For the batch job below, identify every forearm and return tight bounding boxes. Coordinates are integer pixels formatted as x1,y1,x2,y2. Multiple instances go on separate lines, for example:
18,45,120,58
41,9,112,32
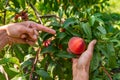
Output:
0,27,8,51
73,70,89,80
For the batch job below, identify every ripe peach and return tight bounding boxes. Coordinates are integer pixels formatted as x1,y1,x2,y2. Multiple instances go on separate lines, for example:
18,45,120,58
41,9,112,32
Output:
68,37,86,54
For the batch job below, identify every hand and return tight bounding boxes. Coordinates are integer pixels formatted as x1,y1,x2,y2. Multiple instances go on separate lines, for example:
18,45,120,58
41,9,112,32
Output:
3,21,56,45
72,40,97,80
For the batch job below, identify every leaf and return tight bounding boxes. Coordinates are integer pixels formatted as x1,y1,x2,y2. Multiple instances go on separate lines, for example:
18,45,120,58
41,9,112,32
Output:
106,43,117,68
97,26,107,34
4,66,19,79
21,60,32,69
36,69,51,79
13,45,24,61
9,57,20,66
31,0,36,5
0,73,6,80
11,74,26,80
113,73,120,80
89,15,96,26
90,51,101,72
18,0,26,9
0,57,20,66
41,46,56,54
0,58,9,64
11,0,20,8
56,51,75,58
63,18,78,28
56,32,67,39
96,18,104,26
65,26,80,36
47,62,57,77
81,22,92,39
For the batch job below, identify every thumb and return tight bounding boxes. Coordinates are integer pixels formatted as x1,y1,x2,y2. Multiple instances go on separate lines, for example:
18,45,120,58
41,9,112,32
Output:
87,40,97,53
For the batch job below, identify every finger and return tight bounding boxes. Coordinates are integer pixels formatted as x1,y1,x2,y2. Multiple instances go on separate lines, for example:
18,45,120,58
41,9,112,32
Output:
21,21,56,34
87,40,97,53
21,34,28,39
26,40,35,45
9,37,26,44
34,29,39,36
77,40,97,66
23,27,37,41
32,23,56,34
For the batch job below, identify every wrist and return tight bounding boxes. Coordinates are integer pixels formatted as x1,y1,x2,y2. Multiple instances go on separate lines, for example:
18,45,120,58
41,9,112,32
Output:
73,70,89,80
0,27,9,50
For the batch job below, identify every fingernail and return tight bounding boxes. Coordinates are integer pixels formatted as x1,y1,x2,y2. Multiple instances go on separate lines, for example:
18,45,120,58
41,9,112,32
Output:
93,39,97,44
33,35,37,40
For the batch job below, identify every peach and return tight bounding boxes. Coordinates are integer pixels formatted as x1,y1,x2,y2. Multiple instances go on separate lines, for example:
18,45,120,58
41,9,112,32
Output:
68,37,86,54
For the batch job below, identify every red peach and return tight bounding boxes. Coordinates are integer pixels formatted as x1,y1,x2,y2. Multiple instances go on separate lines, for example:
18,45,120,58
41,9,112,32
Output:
68,37,86,54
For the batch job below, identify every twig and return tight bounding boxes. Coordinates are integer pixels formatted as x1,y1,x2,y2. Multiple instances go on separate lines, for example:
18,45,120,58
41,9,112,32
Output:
29,48,41,80
3,0,9,24
39,14,59,18
102,66,112,80
0,65,9,80
28,2,43,24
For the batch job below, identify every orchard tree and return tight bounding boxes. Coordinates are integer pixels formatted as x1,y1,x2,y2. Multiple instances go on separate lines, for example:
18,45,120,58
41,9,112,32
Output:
0,0,120,80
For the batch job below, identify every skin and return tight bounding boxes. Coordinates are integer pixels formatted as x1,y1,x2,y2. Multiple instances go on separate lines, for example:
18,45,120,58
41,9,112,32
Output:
0,21,96,80
72,40,97,80
0,21,56,50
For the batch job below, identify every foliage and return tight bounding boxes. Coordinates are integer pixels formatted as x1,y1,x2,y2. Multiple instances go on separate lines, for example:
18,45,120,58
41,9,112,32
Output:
0,0,120,80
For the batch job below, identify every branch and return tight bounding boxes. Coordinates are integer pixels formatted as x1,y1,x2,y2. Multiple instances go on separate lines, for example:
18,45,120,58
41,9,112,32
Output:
29,48,41,80
39,14,59,18
3,0,9,24
28,2,43,24
102,66,112,80
0,65,9,80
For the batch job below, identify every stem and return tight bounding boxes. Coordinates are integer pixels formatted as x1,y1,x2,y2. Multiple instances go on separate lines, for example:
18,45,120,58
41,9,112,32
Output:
28,2,43,24
102,66,112,80
39,14,59,18
3,0,9,24
29,48,41,80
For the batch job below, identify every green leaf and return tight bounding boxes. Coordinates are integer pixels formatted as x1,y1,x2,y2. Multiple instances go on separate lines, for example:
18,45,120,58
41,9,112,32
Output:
89,15,96,26
65,26,80,36
11,74,26,80
4,66,19,79
97,26,107,34
0,57,20,66
113,73,120,80
0,73,6,80
36,69,51,79
90,52,101,72
21,60,32,69
63,18,78,28
41,46,56,54
31,0,36,5
11,0,20,8
56,51,75,58
13,45,24,61
18,0,26,9
9,57,20,66
47,62,57,78
56,32,67,39
81,22,92,39
0,58,9,64
96,18,104,25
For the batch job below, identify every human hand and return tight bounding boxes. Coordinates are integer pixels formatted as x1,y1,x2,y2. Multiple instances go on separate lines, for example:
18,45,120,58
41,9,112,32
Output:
72,40,97,80
3,21,56,45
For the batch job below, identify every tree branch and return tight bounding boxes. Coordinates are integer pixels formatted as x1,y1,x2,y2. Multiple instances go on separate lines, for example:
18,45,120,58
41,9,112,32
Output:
29,48,41,80
102,66,112,80
3,0,9,24
28,2,43,24
0,65,9,80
